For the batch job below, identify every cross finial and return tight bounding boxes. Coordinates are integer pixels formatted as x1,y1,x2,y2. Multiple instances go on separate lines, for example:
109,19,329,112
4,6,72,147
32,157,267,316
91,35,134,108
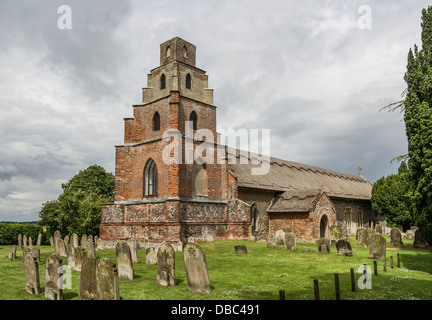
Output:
357,166,363,175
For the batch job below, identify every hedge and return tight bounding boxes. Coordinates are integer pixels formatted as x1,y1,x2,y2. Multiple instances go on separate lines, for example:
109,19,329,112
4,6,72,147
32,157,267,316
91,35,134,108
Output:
0,223,49,245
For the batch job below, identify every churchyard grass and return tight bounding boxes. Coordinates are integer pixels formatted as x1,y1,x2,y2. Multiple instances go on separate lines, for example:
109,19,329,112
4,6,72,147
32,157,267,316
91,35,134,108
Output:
0,235,431,300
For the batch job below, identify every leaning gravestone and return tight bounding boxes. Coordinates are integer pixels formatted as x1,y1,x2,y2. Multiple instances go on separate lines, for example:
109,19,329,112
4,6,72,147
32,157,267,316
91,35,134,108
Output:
275,230,286,245
24,252,41,295
284,232,296,250
146,247,157,264
336,239,353,256
413,229,428,248
234,245,247,254
58,239,68,257
156,243,176,287
9,245,17,259
45,254,63,300
266,234,277,248
116,241,134,280
72,246,86,271
317,237,331,253
369,233,386,260
183,242,211,294
18,234,22,248
36,233,42,246
79,257,98,300
390,228,404,247
95,258,120,300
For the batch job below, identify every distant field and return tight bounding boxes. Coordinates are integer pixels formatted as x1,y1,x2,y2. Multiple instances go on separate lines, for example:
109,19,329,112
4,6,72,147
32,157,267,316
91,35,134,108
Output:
0,236,431,300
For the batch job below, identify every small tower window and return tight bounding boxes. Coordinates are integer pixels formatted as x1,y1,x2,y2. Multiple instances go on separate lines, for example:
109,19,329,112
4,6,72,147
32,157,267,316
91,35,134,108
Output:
189,111,197,130
153,112,160,131
186,73,191,89
182,45,188,58
160,74,166,90
144,158,158,197
166,46,171,58
192,161,207,197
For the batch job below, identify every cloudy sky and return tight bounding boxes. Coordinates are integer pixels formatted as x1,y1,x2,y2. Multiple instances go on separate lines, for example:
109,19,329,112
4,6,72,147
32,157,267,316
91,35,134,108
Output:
0,0,429,221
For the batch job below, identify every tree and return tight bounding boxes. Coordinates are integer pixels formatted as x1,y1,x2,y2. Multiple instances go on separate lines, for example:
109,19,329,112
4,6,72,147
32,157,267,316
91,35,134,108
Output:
371,162,413,230
56,165,115,236
38,200,60,234
403,6,432,245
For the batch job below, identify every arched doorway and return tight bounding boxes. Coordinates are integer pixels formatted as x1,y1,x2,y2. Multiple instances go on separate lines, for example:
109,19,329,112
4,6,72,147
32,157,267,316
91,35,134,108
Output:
319,214,329,238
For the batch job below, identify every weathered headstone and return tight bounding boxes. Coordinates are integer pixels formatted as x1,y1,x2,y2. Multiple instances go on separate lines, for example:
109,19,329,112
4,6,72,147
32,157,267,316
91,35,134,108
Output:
9,245,17,259
21,247,30,260
81,234,88,249
369,233,386,260
58,239,68,257
146,247,157,264
284,232,296,250
24,252,41,295
79,257,98,300
275,230,286,245
336,239,353,256
23,235,28,249
73,246,86,271
36,233,42,246
413,229,428,248
45,254,63,300
183,243,211,294
71,233,79,248
95,258,120,300
53,230,61,254
86,236,95,258
31,247,40,263
28,236,33,249
357,228,368,247
116,241,134,280
330,226,343,245
234,245,248,254
317,237,331,253
376,224,384,235
128,242,139,263
18,234,22,248
156,243,176,287
94,235,99,249
390,228,404,247
266,234,277,248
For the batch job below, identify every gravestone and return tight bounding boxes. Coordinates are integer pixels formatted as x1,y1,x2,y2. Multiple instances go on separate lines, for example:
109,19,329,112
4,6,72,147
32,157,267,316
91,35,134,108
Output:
317,237,330,253
369,233,386,260
116,241,134,280
58,239,68,257
357,228,368,247
146,247,157,264
71,233,79,248
94,235,99,247
183,242,211,294
28,236,33,249
79,257,98,300
266,234,277,248
18,234,22,248
36,233,42,246
31,247,40,263
86,236,95,258
95,258,120,300
21,247,30,260
156,243,176,287
128,242,139,263
64,235,70,248
405,230,415,240
234,245,247,254
248,235,256,242
53,230,61,254
45,254,63,300
390,228,404,247
70,246,86,271
9,245,17,259
275,230,286,245
413,229,428,248
23,235,28,249
376,224,384,235
329,226,343,245
284,232,296,250
81,234,88,249
50,237,54,248
24,252,41,295
335,239,353,256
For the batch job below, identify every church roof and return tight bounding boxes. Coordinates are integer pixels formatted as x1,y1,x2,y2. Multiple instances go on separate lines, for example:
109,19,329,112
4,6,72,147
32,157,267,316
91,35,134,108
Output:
227,149,372,201
267,189,324,213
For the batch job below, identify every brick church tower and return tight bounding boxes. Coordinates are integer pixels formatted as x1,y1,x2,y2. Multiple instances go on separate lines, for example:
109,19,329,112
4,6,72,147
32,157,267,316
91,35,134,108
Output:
98,37,251,250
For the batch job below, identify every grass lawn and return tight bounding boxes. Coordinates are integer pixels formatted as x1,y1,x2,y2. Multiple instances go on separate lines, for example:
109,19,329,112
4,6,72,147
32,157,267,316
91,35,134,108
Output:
0,235,431,300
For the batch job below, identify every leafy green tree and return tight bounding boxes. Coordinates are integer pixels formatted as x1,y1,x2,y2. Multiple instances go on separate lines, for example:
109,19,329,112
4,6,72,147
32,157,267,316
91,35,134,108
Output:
56,165,114,236
38,200,60,235
403,6,432,245
371,162,413,230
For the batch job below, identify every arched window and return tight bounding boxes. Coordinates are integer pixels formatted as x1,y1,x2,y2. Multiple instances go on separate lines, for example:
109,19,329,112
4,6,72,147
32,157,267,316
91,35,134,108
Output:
160,74,166,90
144,158,158,197
189,111,197,131
251,203,259,232
186,73,191,89
153,112,160,131
192,161,206,197
166,46,171,58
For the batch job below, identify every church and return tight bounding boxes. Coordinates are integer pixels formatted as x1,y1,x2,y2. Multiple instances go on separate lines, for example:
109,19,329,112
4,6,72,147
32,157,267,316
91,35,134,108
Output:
98,37,378,250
